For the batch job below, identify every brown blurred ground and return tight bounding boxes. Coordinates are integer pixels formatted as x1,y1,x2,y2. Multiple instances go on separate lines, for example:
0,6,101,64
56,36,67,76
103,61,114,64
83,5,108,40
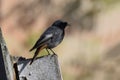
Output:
1,0,120,80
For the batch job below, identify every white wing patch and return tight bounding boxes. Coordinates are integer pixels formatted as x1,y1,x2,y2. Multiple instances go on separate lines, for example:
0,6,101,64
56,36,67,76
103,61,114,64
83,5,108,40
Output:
40,33,53,43
46,34,53,38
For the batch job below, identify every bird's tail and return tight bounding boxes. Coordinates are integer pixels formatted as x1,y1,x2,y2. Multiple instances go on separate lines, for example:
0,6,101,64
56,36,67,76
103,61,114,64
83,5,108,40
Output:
29,45,47,65
29,47,41,65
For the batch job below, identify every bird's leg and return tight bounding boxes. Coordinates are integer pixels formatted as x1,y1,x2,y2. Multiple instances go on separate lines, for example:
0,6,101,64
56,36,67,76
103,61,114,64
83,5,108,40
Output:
46,48,50,55
49,49,57,55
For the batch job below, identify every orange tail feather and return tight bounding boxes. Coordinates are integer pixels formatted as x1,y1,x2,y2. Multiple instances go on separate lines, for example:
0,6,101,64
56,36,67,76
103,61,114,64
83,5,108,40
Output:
29,45,47,65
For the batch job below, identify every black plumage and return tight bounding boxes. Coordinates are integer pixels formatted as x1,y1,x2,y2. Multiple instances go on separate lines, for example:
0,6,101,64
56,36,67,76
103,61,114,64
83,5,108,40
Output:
29,20,69,65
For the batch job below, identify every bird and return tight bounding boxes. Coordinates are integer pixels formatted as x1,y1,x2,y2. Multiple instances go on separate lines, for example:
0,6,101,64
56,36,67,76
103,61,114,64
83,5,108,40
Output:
29,20,69,65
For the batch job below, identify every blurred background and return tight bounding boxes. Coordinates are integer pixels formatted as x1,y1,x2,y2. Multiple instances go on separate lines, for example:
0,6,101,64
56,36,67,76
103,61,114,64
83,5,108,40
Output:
1,0,120,80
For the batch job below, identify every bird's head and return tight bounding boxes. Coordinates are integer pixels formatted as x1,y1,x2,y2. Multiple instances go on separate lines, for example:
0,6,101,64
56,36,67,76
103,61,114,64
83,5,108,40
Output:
52,20,70,29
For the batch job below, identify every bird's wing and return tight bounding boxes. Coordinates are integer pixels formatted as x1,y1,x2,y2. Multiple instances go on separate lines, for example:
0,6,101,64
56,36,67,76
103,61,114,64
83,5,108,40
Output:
29,33,53,51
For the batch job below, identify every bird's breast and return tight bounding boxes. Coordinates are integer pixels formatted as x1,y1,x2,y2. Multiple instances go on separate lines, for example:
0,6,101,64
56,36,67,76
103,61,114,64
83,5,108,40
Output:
47,34,64,48
47,38,62,48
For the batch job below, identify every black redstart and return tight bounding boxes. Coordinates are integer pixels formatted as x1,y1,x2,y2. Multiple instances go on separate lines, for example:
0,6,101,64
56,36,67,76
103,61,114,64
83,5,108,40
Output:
29,20,69,65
